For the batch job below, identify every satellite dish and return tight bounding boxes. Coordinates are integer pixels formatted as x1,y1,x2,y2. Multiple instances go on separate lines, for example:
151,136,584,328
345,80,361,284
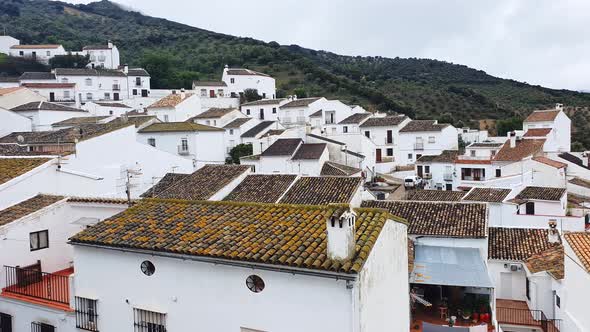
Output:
16,135,24,143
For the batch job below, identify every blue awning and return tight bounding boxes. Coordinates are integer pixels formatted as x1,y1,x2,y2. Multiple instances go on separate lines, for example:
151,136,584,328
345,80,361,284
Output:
410,245,494,288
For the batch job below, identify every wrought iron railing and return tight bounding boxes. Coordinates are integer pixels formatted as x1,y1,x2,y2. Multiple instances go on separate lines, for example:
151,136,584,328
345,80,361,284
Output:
4,265,70,305
497,307,561,332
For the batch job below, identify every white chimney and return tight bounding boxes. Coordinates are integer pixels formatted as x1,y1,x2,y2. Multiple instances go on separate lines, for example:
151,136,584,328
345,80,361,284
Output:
548,220,560,244
180,88,186,100
107,40,113,49
293,94,298,101
509,131,516,148
326,208,356,261
123,64,129,74
555,103,564,111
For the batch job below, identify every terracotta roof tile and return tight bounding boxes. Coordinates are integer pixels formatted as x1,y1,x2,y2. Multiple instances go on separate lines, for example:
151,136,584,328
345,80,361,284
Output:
21,83,76,89
190,108,237,119
569,177,590,189
525,245,564,279
468,142,504,148
362,200,487,238
192,81,227,87
0,158,51,185
141,173,190,198
156,164,250,200
52,116,111,127
359,115,408,127
489,227,561,261
261,138,302,157
147,93,194,109
524,128,552,137
463,188,512,203
0,194,64,226
280,97,322,109
138,122,224,133
240,121,275,138
399,120,449,133
19,72,56,80
532,156,567,169
280,177,362,205
241,99,284,107
493,139,545,162
11,102,86,113
559,152,590,170
338,113,372,125
292,143,327,160
223,174,297,203
405,190,465,202
0,87,24,96
70,199,399,274
564,232,590,272
524,110,560,122
67,197,132,205
416,150,459,163
94,102,131,108
226,68,270,77
260,129,285,138
223,118,251,129
11,44,61,49
321,161,361,176
514,186,565,201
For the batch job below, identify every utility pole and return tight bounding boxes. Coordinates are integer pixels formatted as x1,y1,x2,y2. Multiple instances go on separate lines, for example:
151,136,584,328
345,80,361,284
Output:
122,167,142,206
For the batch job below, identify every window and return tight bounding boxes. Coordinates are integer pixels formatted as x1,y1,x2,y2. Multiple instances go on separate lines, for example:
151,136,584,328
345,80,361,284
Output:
364,131,370,138
136,77,141,86
246,109,251,116
180,138,188,151
230,78,235,84
408,154,413,160
140,261,156,276
133,308,166,332
31,322,54,332
272,107,277,114
109,111,113,115
470,150,476,157
525,277,531,300
386,130,393,144
19,51,24,56
491,150,496,156
343,126,348,133
425,165,430,173
63,91,70,99
148,138,156,147
104,92,111,100
46,51,51,56
133,89,138,96
206,120,211,125
200,89,207,97
163,115,169,122
0,312,12,332
525,202,535,215
556,294,561,308
386,148,393,156
246,275,265,293
85,78,92,86
496,169,501,177
229,129,234,135
30,230,48,251
218,89,224,96
75,297,98,331
416,154,422,159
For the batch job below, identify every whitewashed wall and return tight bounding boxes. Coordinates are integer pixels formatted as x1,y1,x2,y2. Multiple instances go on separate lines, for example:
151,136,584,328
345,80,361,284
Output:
0,108,32,137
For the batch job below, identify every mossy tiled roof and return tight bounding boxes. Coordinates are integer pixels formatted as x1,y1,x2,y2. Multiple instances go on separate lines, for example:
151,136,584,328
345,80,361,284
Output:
223,174,297,203
0,194,64,226
141,173,190,198
0,158,51,185
279,177,362,205
405,190,465,202
70,199,401,274
489,227,561,261
138,122,223,133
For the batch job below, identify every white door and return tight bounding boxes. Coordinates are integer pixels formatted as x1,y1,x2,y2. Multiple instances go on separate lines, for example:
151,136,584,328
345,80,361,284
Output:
500,272,512,299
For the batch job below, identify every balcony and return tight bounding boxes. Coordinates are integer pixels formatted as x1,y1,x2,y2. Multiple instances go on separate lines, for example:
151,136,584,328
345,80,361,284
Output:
376,157,394,164
2,264,73,311
414,142,424,150
178,145,190,155
112,84,120,91
497,300,560,332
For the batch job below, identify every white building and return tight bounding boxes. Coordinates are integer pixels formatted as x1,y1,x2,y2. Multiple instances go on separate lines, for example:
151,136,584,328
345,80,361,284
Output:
0,194,129,332
9,101,88,131
124,67,151,98
82,101,133,117
18,72,56,84
67,200,409,332
223,117,254,153
278,97,327,127
192,80,229,98
187,107,246,128
0,87,45,110
21,82,77,103
137,122,226,168
240,98,286,122
0,107,32,138
222,66,276,99
398,119,458,166
523,105,571,153
562,232,590,332
80,42,120,69
146,91,201,122
0,35,19,54
458,127,489,144
8,44,66,64
54,68,127,103
358,115,411,170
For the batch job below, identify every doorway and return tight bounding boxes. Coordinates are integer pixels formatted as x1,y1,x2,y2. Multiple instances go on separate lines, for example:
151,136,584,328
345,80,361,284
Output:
376,149,382,163
49,92,55,102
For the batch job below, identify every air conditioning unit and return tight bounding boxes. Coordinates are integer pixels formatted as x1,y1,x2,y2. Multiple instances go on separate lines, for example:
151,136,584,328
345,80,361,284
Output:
509,264,522,272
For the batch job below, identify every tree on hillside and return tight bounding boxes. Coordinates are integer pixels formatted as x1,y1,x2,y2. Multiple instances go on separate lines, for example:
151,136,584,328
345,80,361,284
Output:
293,87,308,98
496,117,523,136
227,144,253,164
243,89,262,103
49,54,90,69
140,52,175,89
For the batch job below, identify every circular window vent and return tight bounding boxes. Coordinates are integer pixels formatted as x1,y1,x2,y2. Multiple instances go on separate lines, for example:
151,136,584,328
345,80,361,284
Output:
140,260,155,276
246,275,265,293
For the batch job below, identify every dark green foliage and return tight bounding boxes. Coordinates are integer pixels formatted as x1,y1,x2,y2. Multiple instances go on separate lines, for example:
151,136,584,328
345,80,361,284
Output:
3,0,590,147
228,144,253,164
49,53,90,68
293,87,308,98
243,88,262,102
496,117,523,136
0,54,48,76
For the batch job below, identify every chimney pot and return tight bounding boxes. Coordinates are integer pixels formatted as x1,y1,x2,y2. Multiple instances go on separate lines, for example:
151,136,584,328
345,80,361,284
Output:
123,64,128,74
326,208,356,261
509,131,516,148
180,88,186,100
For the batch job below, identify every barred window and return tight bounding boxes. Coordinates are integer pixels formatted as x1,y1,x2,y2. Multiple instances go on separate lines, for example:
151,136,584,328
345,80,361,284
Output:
75,297,98,331
31,322,54,332
134,308,166,332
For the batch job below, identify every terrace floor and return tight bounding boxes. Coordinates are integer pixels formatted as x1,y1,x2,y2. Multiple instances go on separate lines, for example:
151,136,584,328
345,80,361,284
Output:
410,309,493,331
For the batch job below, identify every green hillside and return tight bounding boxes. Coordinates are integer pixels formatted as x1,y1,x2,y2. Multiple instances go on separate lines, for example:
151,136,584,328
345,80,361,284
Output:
2,0,590,149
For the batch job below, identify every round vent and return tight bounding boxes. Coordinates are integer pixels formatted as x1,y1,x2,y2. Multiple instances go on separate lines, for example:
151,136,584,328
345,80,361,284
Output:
140,260,155,276
246,275,265,293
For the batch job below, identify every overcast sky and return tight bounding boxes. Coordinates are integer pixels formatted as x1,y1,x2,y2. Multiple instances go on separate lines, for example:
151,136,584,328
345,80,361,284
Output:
63,0,590,91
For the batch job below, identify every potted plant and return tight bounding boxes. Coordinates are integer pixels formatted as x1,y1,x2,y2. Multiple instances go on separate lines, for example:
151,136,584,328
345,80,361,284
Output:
462,308,472,321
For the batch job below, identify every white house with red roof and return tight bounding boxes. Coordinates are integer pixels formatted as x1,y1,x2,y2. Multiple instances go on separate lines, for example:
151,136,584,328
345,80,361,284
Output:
21,83,77,104
0,87,45,110
8,44,66,64
523,104,571,153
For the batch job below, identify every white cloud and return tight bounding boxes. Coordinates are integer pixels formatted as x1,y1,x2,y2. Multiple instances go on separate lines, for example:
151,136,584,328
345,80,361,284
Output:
63,0,590,90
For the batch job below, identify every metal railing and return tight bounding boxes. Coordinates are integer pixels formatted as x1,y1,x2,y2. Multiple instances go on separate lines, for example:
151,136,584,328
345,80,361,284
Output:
4,265,70,305
497,307,561,332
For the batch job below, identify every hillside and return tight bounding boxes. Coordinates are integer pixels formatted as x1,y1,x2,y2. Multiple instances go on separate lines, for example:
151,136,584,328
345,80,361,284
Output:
2,0,590,149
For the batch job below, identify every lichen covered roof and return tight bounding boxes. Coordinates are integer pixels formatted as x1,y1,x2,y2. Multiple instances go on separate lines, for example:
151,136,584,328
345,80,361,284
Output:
70,199,400,274
223,174,297,203
0,194,64,227
0,158,51,185
405,190,465,202
279,177,362,205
